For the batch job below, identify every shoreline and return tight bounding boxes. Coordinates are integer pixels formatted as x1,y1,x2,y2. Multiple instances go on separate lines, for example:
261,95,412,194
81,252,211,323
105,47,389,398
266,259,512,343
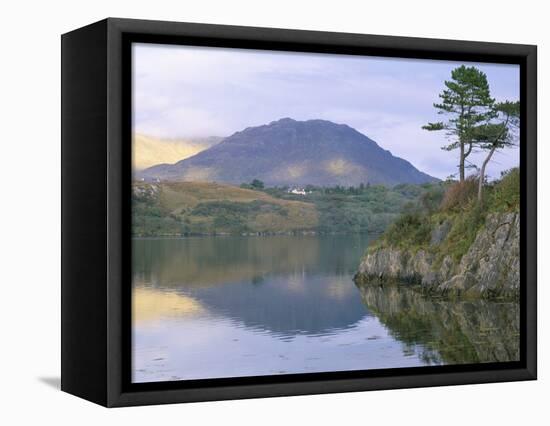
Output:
132,231,384,239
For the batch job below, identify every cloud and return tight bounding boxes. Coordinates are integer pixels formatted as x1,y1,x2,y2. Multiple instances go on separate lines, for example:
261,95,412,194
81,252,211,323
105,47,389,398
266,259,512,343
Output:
133,43,520,179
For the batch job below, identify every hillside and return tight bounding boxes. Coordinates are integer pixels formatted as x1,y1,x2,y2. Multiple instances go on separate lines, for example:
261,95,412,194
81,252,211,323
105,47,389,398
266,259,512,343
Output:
132,181,318,236
138,118,437,186
132,134,222,171
133,180,443,237
354,168,520,299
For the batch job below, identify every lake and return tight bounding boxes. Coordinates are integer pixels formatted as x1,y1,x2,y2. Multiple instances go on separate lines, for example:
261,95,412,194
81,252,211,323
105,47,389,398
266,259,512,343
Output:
132,235,519,383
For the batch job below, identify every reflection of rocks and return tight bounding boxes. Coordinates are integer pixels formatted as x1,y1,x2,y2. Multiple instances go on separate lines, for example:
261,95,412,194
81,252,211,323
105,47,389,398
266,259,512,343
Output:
356,284,520,364
355,212,519,298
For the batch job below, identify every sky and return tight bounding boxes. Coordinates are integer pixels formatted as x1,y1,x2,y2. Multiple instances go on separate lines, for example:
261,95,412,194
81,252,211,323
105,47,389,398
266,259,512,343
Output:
133,43,520,180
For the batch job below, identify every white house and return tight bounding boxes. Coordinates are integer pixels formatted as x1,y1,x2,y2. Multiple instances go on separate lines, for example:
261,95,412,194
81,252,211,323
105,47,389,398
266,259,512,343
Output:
288,187,309,196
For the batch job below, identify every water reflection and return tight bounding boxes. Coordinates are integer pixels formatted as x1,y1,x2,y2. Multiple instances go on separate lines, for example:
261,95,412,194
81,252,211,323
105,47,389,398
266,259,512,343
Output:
132,287,205,325
133,235,364,289
132,235,519,383
356,284,520,364
133,235,371,337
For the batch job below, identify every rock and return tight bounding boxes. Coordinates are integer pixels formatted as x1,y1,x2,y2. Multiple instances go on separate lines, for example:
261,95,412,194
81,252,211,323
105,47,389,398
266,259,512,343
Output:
430,220,451,246
421,271,439,287
411,250,434,277
356,248,403,283
355,212,519,299
440,271,478,295
458,212,520,297
439,255,455,282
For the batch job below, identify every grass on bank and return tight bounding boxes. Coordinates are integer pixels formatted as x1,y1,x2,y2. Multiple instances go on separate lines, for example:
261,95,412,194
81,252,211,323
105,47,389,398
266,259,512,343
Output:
369,168,520,264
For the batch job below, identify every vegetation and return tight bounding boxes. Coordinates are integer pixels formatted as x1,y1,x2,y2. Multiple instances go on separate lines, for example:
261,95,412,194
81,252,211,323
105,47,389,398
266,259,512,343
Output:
261,181,445,234
132,181,318,237
369,168,520,264
439,176,478,212
132,180,444,237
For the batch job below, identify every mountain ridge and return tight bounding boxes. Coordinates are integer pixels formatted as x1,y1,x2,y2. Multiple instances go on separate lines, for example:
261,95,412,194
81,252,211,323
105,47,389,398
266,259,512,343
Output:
138,118,437,186
132,134,222,171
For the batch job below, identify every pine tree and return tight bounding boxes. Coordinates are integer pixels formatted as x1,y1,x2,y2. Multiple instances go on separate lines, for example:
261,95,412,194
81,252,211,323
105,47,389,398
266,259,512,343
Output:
473,101,520,203
423,65,495,182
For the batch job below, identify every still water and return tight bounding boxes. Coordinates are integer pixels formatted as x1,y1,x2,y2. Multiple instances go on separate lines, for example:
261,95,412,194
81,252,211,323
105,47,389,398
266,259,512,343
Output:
132,235,519,383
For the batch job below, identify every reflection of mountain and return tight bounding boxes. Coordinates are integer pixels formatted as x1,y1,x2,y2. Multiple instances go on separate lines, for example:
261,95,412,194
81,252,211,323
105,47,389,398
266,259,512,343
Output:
185,273,368,338
133,235,372,337
356,284,520,364
139,118,437,186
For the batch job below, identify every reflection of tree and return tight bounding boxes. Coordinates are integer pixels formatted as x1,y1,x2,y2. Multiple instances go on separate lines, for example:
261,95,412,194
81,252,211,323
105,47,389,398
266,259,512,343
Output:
355,284,519,364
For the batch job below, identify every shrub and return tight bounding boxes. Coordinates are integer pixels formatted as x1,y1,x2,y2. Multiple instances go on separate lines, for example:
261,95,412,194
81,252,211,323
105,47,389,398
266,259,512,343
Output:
419,185,446,213
383,212,431,248
487,168,520,211
250,179,264,190
441,204,485,262
440,176,478,212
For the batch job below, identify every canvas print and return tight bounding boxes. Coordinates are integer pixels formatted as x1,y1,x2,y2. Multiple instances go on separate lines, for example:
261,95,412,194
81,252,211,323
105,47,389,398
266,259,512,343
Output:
131,43,520,383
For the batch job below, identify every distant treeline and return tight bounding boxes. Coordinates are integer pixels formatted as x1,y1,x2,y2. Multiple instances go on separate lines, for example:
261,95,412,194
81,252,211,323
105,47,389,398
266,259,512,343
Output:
259,181,447,235
240,180,432,196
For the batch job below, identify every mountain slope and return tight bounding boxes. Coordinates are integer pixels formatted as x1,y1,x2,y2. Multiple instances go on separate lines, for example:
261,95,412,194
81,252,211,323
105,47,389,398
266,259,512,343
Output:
139,118,437,186
133,134,222,171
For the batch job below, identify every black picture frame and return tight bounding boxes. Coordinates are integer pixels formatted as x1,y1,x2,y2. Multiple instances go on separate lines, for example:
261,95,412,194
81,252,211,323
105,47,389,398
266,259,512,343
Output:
61,17,537,407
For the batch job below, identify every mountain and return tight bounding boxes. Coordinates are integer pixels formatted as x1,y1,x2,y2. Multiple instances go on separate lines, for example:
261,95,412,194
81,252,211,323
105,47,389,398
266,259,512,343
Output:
138,118,437,186
132,134,222,171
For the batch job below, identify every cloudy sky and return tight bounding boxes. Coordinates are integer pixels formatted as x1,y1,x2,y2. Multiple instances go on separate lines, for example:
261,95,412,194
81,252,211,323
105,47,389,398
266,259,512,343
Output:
133,43,520,180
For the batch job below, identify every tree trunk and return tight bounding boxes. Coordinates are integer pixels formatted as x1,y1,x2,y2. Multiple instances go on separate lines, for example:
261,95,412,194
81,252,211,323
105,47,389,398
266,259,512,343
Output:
459,142,465,182
478,145,497,203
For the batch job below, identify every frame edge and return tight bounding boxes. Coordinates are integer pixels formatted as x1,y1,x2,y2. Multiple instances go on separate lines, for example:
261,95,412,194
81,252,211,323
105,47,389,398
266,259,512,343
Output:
100,17,538,407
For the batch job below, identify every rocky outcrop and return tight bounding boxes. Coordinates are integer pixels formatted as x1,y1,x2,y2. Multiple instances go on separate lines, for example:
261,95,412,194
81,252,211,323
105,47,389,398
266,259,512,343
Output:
355,212,519,299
